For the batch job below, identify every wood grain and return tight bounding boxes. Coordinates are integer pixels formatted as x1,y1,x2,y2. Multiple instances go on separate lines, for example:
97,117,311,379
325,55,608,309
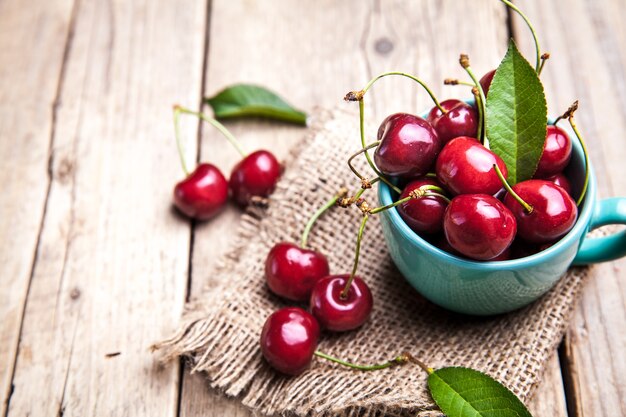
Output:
514,1,626,415
0,0,76,414
5,0,208,415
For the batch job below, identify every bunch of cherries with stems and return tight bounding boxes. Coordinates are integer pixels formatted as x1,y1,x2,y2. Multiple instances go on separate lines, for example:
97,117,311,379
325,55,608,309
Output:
171,105,282,220
259,0,591,378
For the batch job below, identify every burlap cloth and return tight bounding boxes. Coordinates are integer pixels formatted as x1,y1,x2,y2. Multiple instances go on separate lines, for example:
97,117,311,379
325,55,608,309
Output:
155,108,594,417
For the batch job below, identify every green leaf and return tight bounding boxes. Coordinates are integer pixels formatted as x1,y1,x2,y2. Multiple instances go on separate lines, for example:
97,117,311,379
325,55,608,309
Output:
485,39,547,184
428,367,533,417
205,84,307,125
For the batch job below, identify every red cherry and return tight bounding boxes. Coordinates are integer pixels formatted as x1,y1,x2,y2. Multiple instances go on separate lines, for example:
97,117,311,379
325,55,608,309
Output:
504,180,578,243
534,125,572,178
435,137,508,195
173,163,228,220
545,172,572,196
426,99,478,143
310,275,373,332
264,242,330,301
374,113,442,179
479,69,496,97
260,307,320,376
397,178,449,234
443,194,517,261
230,150,281,206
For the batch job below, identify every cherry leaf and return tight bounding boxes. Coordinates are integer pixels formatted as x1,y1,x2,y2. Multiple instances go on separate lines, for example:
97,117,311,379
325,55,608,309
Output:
485,39,547,184
428,367,533,417
205,84,307,125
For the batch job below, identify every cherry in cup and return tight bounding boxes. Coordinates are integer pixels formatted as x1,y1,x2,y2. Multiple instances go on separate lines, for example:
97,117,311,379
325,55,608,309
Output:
534,125,572,178
426,99,478,144
397,177,450,234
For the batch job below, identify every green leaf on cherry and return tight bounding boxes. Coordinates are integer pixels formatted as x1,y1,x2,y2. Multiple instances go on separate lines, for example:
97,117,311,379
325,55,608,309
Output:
428,367,533,417
485,39,547,185
205,84,307,125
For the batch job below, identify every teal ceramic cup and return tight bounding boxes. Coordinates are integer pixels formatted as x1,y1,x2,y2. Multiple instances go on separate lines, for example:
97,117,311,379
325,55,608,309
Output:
378,123,626,316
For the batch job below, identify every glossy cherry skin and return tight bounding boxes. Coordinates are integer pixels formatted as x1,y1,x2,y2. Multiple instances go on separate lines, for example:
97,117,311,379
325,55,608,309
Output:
426,99,478,144
374,113,442,179
435,137,508,195
260,307,320,376
443,194,517,261
534,125,572,178
504,180,578,243
479,69,496,97
310,275,373,332
397,178,449,234
265,242,330,301
545,172,572,196
173,163,228,220
229,150,281,206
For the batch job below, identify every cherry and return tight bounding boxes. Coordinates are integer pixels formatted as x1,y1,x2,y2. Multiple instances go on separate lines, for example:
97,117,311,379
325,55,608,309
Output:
435,137,508,195
310,275,373,332
397,178,449,234
260,307,320,376
265,242,330,301
443,194,517,261
173,163,228,220
230,150,281,206
503,180,578,243
479,69,496,97
534,125,572,178
426,99,478,143
374,113,442,179
545,172,572,196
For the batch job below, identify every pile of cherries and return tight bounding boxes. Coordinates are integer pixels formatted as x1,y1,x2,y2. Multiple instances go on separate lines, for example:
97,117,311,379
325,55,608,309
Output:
171,105,282,219
260,194,374,375
380,74,578,261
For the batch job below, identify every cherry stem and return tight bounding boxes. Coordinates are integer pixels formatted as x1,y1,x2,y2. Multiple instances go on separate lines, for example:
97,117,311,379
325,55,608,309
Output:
357,100,402,194
460,55,487,145
172,106,190,176
444,78,475,87
493,164,533,214
553,100,578,126
347,141,381,183
500,0,541,72
568,116,589,206
175,105,247,158
314,351,408,371
313,351,434,374
301,189,348,248
472,87,484,143
347,71,446,114
369,186,450,215
341,214,369,299
538,53,550,76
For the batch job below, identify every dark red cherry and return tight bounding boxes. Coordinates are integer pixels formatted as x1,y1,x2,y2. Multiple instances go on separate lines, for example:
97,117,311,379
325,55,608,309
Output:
397,178,449,234
545,172,572,196
436,137,508,195
426,99,478,143
534,125,572,178
230,150,281,206
443,194,517,261
310,275,373,332
265,242,330,301
374,113,442,179
173,163,228,220
504,180,577,243
260,307,320,376
479,69,496,97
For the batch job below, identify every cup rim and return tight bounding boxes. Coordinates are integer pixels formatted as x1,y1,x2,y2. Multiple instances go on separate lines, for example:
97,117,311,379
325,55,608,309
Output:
377,115,596,271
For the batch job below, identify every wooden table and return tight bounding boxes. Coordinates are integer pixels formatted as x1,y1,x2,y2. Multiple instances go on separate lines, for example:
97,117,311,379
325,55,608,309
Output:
1,1,624,416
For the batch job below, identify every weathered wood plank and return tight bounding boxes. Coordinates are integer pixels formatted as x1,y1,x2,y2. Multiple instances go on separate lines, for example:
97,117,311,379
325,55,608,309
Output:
6,0,208,415
180,1,540,416
0,0,76,414
514,0,626,416
528,353,568,416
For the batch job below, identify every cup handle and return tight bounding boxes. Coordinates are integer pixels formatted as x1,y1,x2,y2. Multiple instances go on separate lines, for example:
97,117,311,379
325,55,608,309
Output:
572,198,626,265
